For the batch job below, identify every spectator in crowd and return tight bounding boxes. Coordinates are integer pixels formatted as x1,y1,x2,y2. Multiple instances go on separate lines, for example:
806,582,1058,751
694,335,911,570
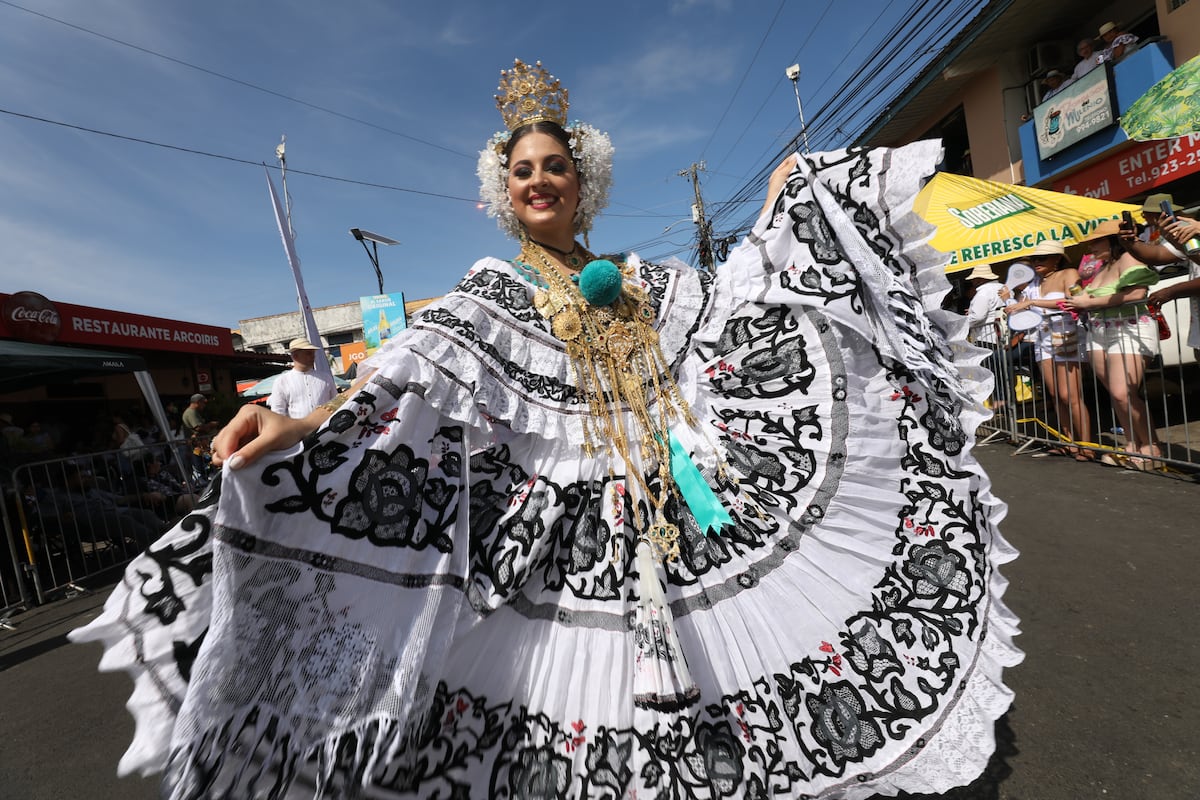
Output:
136,455,198,522
1072,38,1102,80
1145,213,1200,364
164,402,183,438
111,413,146,452
1041,69,1070,100
1097,21,1138,65
966,263,1005,344
0,413,22,447
1120,195,1189,271
1005,242,1092,459
47,464,165,549
267,338,337,419
1064,222,1162,469
965,263,1009,407
19,420,56,458
1134,193,1187,252
181,394,219,440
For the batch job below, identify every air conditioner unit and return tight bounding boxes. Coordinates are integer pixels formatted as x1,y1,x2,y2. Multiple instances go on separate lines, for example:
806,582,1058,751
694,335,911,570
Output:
1027,40,1071,77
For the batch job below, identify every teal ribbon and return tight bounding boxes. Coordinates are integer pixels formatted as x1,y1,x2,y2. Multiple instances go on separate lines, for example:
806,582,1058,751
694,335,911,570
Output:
668,432,733,536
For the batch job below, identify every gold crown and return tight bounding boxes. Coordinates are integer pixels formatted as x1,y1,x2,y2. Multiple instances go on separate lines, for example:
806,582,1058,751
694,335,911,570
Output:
495,59,569,131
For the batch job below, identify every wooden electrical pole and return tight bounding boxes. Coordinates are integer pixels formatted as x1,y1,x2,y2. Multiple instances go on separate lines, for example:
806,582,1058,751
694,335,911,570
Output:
679,162,715,271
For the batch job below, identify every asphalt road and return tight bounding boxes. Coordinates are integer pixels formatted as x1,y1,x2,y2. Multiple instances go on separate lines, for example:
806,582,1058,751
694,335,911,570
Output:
1,442,1197,800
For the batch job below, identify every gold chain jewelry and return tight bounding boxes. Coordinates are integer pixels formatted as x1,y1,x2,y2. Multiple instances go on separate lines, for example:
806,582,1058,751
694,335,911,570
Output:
318,392,349,415
528,237,584,270
519,241,696,560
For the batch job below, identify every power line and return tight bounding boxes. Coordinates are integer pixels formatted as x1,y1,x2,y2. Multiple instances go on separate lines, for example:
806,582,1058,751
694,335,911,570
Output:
0,107,479,202
0,104,699,225
0,0,472,160
707,0,839,178
695,0,789,162
702,0,983,246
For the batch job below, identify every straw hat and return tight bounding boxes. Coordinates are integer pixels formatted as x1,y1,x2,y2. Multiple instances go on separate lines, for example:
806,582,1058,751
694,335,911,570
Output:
1142,193,1179,214
1098,21,1117,36
288,338,320,352
1080,220,1123,242
966,263,999,281
1027,240,1065,257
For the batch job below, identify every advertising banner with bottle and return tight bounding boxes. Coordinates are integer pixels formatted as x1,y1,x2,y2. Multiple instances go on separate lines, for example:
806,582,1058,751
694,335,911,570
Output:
359,292,407,356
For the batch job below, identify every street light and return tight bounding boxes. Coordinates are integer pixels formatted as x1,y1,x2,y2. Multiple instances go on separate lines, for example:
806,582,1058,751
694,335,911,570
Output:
786,63,811,153
349,228,399,295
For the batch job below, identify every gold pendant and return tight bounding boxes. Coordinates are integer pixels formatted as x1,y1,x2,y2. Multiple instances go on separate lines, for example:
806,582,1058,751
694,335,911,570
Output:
533,289,554,317
646,518,681,561
606,322,635,360
552,306,583,341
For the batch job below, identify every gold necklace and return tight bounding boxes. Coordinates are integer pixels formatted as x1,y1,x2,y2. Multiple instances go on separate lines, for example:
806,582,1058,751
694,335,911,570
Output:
519,241,695,560
528,237,585,270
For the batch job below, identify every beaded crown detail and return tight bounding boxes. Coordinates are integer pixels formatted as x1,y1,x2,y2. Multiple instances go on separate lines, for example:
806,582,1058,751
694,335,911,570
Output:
495,59,568,131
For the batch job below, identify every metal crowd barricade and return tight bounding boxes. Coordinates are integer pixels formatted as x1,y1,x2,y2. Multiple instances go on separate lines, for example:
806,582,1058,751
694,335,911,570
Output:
975,295,1198,476
0,442,193,612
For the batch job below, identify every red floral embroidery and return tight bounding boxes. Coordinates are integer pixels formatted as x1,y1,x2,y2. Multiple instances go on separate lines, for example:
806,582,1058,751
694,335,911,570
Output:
565,719,587,752
889,385,922,404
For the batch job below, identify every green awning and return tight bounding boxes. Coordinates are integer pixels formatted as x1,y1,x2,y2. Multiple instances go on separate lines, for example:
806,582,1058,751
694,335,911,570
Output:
0,340,148,392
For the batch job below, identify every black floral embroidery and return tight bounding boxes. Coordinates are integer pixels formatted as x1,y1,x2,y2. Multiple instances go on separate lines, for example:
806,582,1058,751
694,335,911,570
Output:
331,443,454,551
845,621,903,681
922,399,968,456
135,511,213,625
805,681,885,767
904,540,970,600
507,745,571,800
691,721,745,796
419,306,578,404
457,268,542,323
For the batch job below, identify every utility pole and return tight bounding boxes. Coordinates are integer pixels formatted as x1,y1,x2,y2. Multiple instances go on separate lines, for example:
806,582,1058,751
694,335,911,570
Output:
679,162,715,271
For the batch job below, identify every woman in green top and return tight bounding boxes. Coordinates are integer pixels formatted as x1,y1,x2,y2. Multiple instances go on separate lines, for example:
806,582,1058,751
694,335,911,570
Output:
1065,221,1162,467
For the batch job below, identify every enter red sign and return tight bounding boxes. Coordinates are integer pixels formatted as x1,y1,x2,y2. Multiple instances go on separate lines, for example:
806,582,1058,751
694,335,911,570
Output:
1051,133,1200,200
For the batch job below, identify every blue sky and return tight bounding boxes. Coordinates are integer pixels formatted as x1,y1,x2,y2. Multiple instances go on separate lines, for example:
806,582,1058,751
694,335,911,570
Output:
0,0,980,330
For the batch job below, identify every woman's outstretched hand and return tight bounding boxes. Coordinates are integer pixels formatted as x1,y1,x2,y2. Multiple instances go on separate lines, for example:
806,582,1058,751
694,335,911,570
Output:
761,154,799,217
211,404,315,469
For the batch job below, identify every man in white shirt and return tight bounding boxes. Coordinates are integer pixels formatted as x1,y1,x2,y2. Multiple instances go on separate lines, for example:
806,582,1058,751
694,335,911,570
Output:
964,263,1012,409
965,263,1004,345
1072,38,1101,81
267,338,337,419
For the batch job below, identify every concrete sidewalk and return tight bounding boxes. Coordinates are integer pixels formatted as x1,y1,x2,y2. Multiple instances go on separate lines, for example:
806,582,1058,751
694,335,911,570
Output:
1,442,1197,799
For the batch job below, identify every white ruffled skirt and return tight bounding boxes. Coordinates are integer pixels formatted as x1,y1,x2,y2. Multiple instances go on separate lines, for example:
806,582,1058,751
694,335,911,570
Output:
72,140,1020,799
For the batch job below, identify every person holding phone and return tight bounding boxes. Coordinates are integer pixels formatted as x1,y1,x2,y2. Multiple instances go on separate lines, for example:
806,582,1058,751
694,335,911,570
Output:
1146,212,1200,364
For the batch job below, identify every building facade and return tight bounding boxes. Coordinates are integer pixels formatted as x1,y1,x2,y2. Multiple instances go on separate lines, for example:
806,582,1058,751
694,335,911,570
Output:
236,296,438,372
859,0,1200,210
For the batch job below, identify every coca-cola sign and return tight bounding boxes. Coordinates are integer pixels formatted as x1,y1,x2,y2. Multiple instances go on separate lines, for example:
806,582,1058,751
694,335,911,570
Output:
2,291,61,343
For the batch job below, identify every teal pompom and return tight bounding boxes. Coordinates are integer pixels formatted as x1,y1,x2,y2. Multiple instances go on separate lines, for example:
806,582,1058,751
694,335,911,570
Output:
578,260,623,306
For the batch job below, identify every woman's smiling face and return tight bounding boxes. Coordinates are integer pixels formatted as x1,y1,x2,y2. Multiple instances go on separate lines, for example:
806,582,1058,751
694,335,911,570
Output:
506,131,580,242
